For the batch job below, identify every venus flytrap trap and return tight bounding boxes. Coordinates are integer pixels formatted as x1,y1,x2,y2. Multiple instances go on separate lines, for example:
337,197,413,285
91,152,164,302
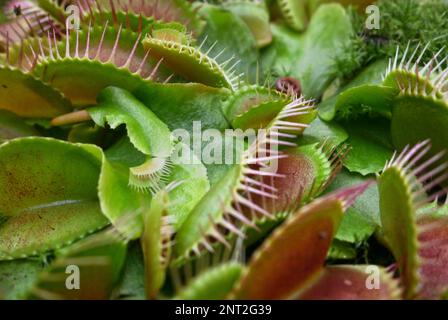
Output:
0,137,110,260
30,22,172,106
229,181,402,300
93,106,209,235
230,91,317,131
378,141,448,299
73,0,205,35
7,0,204,37
141,32,242,90
221,84,290,126
252,142,347,213
319,43,448,176
383,45,448,166
243,142,347,247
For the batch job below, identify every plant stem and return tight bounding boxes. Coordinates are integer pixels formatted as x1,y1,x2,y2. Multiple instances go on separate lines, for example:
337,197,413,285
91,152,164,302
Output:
51,110,92,126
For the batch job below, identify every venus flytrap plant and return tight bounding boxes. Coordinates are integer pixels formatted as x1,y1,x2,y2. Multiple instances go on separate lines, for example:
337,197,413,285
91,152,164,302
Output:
174,97,315,260
11,0,204,37
95,0,204,34
95,132,210,239
131,82,230,132
324,44,448,173
52,87,211,237
51,86,174,193
1,36,48,70
1,0,448,301
72,0,204,35
88,87,174,193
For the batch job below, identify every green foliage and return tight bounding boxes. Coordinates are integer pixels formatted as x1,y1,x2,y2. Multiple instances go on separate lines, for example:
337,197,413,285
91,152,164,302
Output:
1,0,448,301
342,0,448,79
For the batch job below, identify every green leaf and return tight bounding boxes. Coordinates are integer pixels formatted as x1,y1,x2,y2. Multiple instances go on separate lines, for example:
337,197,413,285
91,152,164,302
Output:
341,117,394,175
391,95,448,166
30,26,164,107
260,23,303,79
175,165,241,258
89,87,173,158
276,0,308,31
67,123,109,145
294,4,354,98
300,117,348,147
318,59,390,120
114,241,146,300
97,152,150,238
133,83,230,132
327,240,357,260
168,154,210,230
326,170,380,244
